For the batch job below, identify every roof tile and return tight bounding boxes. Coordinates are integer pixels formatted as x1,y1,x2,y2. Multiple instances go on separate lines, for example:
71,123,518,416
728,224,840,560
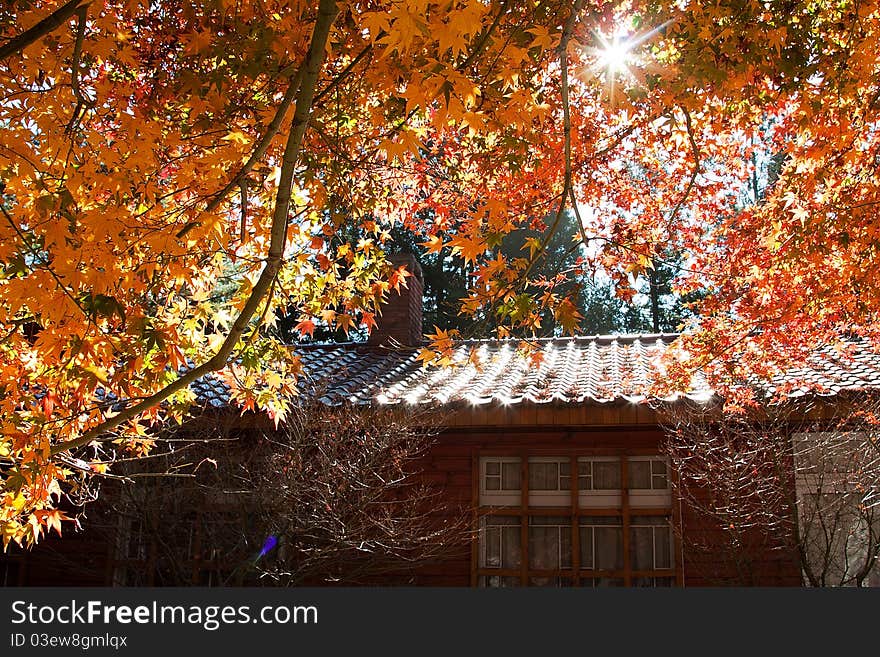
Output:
188,334,880,409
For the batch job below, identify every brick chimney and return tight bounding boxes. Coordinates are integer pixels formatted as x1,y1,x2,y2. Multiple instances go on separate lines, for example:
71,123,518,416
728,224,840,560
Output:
368,253,424,347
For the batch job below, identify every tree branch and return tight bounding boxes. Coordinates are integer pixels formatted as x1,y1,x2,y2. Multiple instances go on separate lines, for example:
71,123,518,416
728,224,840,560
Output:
0,0,90,61
51,0,340,456
176,64,308,238
63,4,89,134
665,106,701,227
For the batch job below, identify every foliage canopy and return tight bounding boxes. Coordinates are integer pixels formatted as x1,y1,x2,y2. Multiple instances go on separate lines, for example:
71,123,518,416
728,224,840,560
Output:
2,0,879,545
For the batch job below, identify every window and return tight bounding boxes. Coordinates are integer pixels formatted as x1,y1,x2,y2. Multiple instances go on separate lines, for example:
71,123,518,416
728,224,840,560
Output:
580,516,623,571
627,457,672,507
484,459,521,491
628,458,668,490
630,515,673,571
480,515,521,569
477,454,677,587
793,432,880,586
529,516,572,570
480,457,521,505
579,459,621,489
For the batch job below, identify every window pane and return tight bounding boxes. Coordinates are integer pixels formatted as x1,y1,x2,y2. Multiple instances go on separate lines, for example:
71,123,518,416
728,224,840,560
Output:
578,474,592,490
560,523,571,568
651,460,668,490
580,577,624,587
595,526,623,570
559,475,571,491
652,472,669,490
502,526,521,568
628,460,652,489
581,516,622,571
481,516,521,569
632,576,674,587
528,516,571,570
593,461,621,489
529,462,558,490
630,526,654,570
579,526,594,569
655,526,672,569
486,462,500,476
480,575,520,587
501,462,521,490
485,476,500,491
530,577,573,587
485,526,501,567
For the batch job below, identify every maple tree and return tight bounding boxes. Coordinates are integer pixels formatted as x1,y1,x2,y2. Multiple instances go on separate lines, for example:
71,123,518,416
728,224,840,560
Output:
2,0,879,547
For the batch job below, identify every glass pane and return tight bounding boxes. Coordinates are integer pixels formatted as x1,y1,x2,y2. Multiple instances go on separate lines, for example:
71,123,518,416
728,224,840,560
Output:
501,461,521,490
486,461,500,476
559,476,571,491
632,576,656,587
485,476,500,491
578,461,589,475
482,516,521,569
502,526,522,569
560,523,572,568
652,459,669,489
529,527,555,569
578,474,592,490
628,460,652,489
632,515,669,525
560,462,571,476
630,526,654,570
529,462,558,490
655,526,672,569
579,526,594,569
632,576,674,587
485,526,501,567
595,526,623,570
593,460,621,489
580,577,624,587
529,577,573,587
652,472,669,490
480,575,520,587
528,516,571,570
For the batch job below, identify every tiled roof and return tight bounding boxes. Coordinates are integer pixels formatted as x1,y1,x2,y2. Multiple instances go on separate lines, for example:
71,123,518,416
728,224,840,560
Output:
765,340,880,396
188,334,880,409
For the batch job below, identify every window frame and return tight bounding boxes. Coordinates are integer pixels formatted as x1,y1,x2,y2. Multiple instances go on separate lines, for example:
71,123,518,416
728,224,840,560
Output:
475,449,679,587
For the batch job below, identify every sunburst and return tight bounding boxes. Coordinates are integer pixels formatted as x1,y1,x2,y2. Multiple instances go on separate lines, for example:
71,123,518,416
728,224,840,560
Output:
587,21,671,100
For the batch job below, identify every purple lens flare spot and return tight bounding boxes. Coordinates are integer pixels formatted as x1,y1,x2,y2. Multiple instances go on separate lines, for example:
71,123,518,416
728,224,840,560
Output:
258,535,278,558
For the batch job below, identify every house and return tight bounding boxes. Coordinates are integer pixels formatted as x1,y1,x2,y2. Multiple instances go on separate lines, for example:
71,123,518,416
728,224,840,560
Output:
3,254,880,587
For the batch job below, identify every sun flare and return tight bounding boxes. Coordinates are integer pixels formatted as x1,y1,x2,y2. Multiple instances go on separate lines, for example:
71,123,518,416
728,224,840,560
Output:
596,33,636,76
587,20,671,97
